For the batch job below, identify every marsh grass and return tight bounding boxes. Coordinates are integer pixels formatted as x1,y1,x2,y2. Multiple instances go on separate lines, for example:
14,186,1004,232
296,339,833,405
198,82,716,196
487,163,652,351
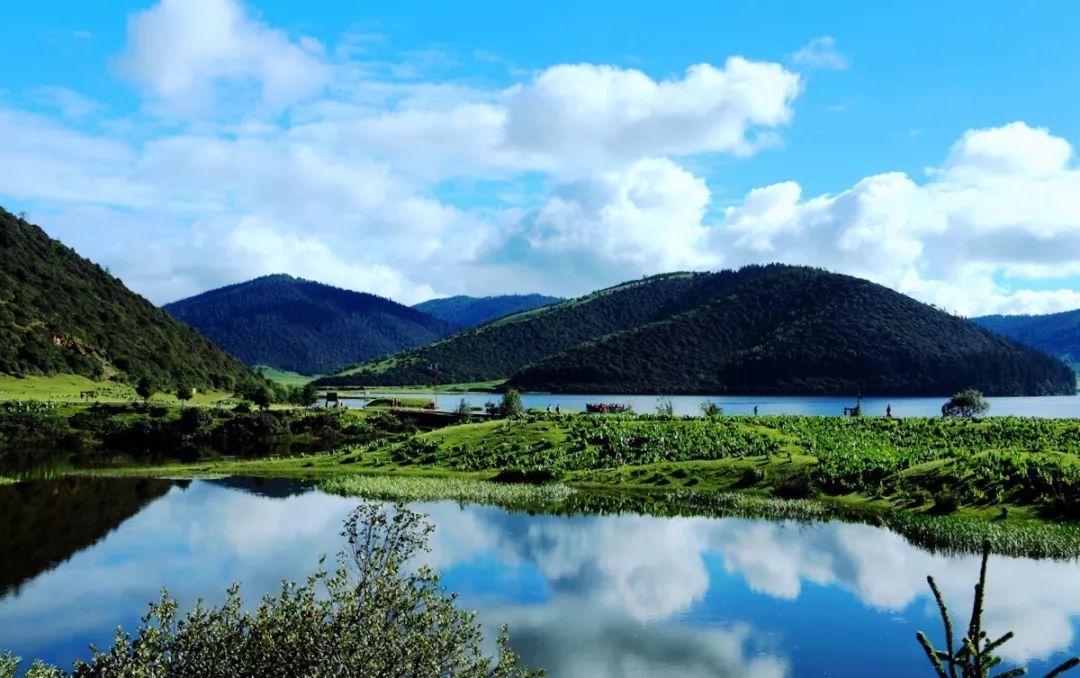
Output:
320,475,574,508
319,474,1080,560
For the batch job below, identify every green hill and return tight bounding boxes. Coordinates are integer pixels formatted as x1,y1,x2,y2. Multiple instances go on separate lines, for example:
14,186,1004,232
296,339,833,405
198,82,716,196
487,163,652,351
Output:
317,272,705,387
0,208,260,392
164,275,458,375
317,265,1076,397
413,294,563,328
973,310,1080,373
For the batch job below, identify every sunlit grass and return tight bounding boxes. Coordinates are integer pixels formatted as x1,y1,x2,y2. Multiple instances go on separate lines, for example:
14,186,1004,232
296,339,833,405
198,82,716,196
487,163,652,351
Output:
255,366,317,387
320,475,574,506
0,373,233,406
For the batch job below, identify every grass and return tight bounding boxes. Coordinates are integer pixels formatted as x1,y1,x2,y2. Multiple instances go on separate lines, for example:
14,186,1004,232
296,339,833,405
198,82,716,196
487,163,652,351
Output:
0,373,233,406
50,411,1080,557
0,476,16,486
321,475,574,506
0,374,134,401
255,366,317,387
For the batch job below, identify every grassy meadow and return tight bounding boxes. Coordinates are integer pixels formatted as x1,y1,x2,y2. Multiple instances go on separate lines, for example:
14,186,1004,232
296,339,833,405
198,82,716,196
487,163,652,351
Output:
0,374,234,406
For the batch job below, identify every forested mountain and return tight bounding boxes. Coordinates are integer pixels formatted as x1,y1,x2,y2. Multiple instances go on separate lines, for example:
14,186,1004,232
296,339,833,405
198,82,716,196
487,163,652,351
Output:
318,265,1076,397
973,310,1080,371
0,208,260,391
413,294,563,328
164,275,457,375
317,273,708,387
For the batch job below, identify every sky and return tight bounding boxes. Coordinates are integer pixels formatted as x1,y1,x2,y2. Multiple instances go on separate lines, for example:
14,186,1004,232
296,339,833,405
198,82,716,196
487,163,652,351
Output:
3,0,1080,314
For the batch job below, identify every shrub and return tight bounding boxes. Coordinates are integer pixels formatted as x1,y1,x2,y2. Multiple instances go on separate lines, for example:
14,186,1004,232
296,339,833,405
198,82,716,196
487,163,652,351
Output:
500,389,524,419
941,389,989,418
932,489,960,515
699,401,723,418
0,503,539,677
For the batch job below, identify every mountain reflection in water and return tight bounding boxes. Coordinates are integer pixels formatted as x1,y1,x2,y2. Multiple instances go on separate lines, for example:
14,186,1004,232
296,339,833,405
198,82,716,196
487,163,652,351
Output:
1,478,1078,676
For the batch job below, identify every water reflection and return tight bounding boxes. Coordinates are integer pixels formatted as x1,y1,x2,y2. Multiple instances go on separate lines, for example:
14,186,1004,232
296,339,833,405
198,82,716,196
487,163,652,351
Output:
1,479,1079,676
0,477,173,595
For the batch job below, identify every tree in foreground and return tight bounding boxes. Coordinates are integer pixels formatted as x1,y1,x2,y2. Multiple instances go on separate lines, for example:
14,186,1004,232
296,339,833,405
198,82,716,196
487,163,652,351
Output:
917,541,1078,678
942,389,990,418
0,502,540,678
500,389,524,419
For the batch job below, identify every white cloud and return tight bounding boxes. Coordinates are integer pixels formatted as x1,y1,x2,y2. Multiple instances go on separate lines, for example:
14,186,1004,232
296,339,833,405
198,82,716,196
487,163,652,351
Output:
523,157,714,275
4,0,1079,316
713,122,1080,315
500,59,801,172
792,36,850,71
344,58,801,179
116,0,329,112
0,1,802,305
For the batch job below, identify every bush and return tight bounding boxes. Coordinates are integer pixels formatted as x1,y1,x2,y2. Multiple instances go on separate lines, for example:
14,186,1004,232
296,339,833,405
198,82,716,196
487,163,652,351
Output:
500,389,524,419
699,401,723,418
0,503,539,677
932,488,960,515
177,407,214,434
941,389,989,418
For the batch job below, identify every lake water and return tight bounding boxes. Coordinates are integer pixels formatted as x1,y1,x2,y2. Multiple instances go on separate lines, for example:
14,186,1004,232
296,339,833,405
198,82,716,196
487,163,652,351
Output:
351,392,1080,418
3,477,1080,677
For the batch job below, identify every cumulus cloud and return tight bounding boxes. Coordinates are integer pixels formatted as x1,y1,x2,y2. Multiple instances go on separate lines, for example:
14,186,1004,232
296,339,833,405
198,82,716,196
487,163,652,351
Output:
345,58,801,179
116,0,329,111
713,122,1080,315
4,0,1079,315
522,157,714,274
791,36,850,71
500,59,800,172
0,0,803,304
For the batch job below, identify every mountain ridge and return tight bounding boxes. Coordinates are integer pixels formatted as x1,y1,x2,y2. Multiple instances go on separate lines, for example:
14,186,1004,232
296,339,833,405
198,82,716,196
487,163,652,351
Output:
973,310,1080,372
0,207,260,391
317,265,1075,396
413,294,563,328
164,274,458,375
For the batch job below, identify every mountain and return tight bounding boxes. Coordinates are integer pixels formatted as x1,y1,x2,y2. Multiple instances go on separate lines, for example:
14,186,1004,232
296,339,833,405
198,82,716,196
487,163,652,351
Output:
0,208,259,391
164,275,458,375
413,294,563,328
319,272,708,387
317,265,1076,397
973,310,1080,371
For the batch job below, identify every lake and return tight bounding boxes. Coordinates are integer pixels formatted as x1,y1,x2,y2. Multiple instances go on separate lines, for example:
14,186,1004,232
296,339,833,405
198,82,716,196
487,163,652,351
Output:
350,392,1080,418
2,477,1080,676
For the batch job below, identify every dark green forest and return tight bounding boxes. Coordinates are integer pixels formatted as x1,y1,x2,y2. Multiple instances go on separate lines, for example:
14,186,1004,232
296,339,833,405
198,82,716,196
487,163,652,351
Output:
321,265,1076,396
0,208,261,392
317,273,709,386
511,266,1076,396
413,293,563,328
974,309,1080,372
164,274,458,375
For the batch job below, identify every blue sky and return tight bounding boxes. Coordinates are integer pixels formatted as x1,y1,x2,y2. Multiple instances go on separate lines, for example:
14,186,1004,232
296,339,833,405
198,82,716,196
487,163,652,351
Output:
3,1,1080,313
